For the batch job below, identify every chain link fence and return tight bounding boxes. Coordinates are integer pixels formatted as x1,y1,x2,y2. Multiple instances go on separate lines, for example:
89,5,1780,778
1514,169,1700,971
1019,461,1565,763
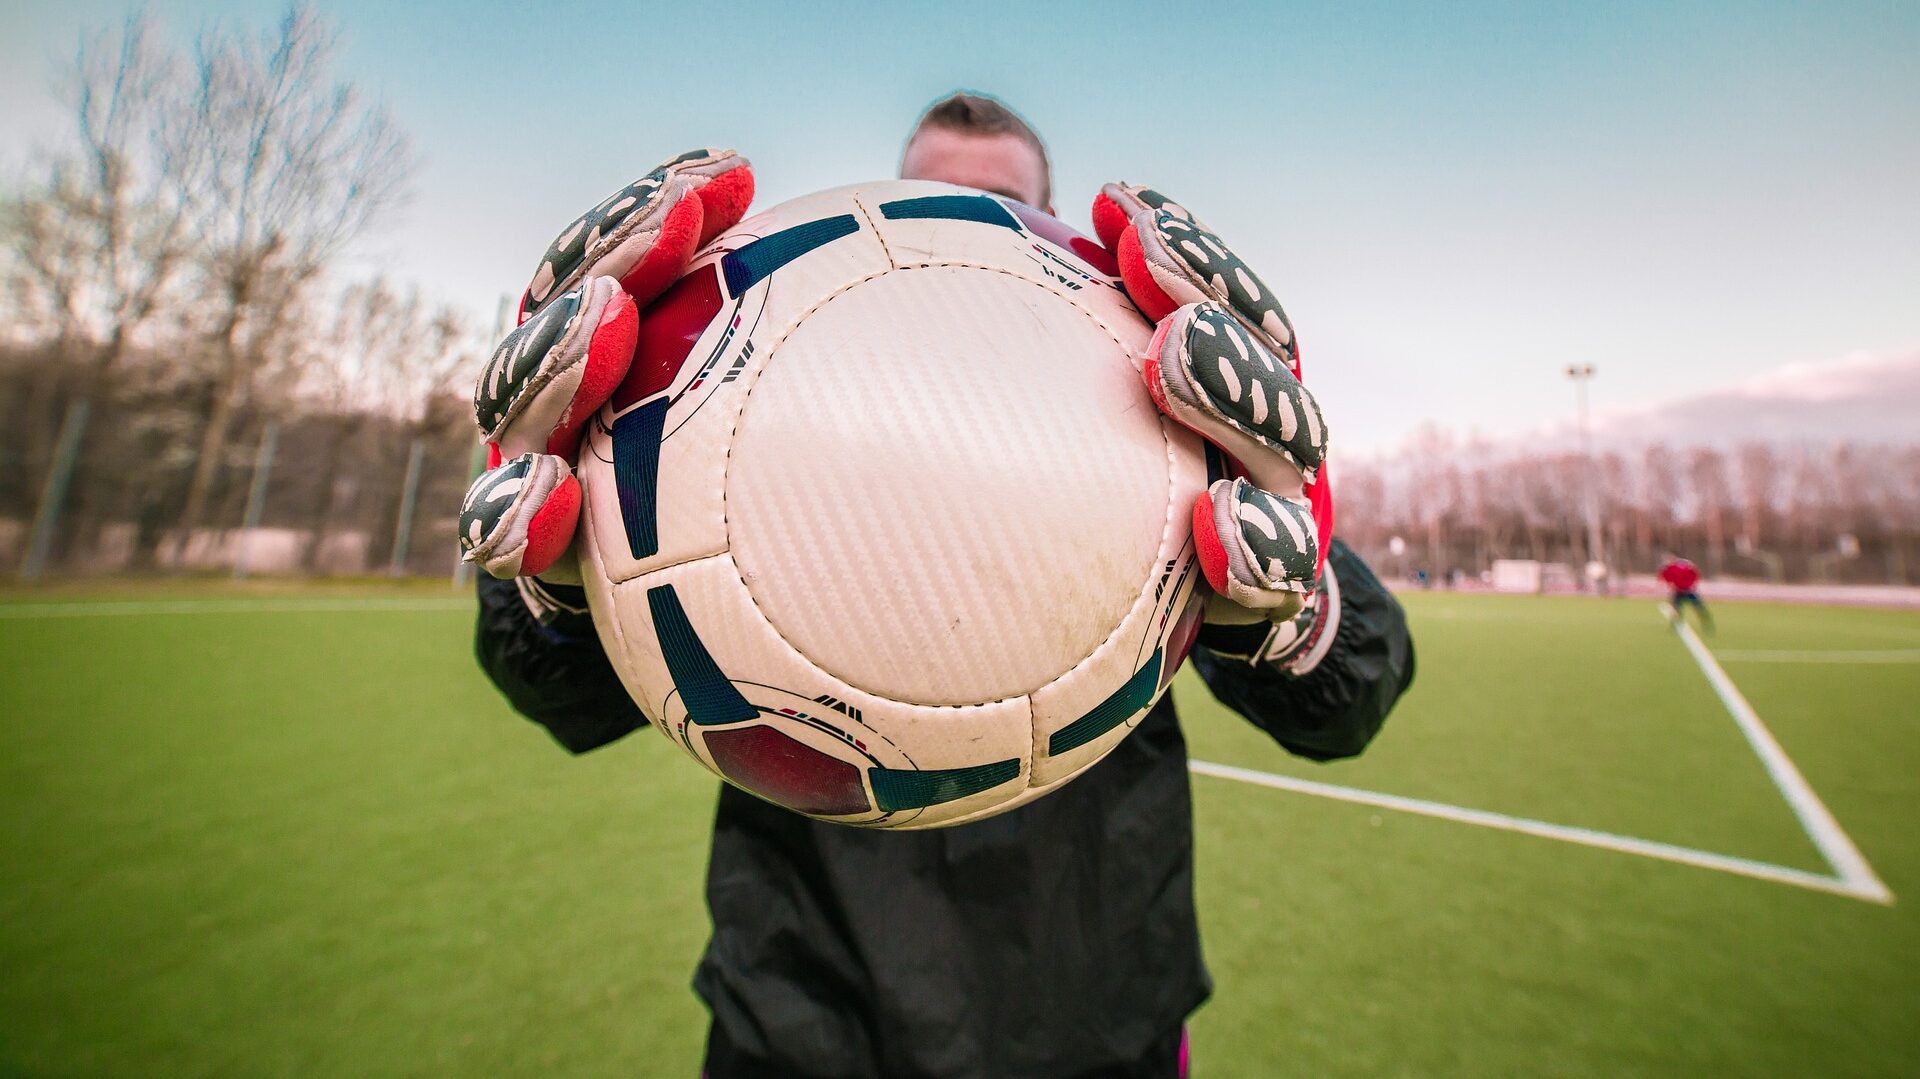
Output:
2,350,484,582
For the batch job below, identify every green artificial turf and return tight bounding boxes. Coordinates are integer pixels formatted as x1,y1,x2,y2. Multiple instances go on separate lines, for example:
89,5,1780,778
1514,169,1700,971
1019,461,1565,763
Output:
1,588,1915,1076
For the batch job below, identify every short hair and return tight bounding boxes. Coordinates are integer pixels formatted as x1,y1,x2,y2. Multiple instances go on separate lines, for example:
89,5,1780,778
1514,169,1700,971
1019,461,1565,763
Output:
905,91,1052,207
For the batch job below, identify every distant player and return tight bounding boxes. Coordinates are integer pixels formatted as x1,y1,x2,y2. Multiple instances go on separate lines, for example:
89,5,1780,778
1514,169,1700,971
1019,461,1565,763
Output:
1658,554,1714,634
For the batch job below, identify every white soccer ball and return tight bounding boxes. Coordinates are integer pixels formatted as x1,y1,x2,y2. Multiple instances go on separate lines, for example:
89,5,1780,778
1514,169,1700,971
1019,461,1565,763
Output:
575,179,1210,828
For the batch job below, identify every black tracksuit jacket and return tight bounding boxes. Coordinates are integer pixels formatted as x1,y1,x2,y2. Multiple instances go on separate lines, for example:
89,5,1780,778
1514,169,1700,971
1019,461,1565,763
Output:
475,540,1414,1078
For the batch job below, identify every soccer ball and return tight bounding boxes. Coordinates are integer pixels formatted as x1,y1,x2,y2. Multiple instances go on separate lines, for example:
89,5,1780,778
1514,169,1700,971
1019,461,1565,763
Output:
574,179,1210,828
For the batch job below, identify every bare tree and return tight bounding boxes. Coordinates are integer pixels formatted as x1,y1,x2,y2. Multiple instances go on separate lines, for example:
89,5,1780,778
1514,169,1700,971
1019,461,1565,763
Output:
1,15,199,571
1595,451,1632,571
1732,444,1776,549
302,277,468,421
66,19,198,375
1640,444,1682,556
4,16,194,371
171,4,413,543
1684,447,1729,571
296,276,472,568
1278,426,1920,586
1889,447,1920,584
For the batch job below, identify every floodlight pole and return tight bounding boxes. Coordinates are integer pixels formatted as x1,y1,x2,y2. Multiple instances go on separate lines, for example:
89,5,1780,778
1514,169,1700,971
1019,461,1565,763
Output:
451,438,489,589
1566,364,1604,581
453,293,518,589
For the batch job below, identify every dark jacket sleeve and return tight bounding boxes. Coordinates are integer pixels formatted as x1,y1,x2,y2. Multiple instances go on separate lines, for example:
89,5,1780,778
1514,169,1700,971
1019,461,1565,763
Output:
474,576,648,754
1188,540,1415,761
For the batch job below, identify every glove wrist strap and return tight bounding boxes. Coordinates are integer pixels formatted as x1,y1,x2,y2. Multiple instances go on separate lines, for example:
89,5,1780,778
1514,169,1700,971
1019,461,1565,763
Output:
516,575,590,627
1263,564,1342,676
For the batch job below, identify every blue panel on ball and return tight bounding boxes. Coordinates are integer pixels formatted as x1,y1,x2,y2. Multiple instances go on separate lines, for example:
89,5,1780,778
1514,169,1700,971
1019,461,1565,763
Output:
647,584,756,726
612,398,670,559
721,214,861,296
1047,649,1164,756
878,194,1020,232
1203,442,1231,485
870,758,1021,813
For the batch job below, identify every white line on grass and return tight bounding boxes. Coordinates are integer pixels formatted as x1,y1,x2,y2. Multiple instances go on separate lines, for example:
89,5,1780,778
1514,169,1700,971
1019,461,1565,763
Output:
1188,760,1882,902
1187,605,1897,906
1663,605,1894,903
1713,648,1920,664
0,597,472,619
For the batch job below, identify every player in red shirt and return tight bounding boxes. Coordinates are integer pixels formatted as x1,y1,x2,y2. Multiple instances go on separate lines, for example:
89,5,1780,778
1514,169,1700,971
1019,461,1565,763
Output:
1658,554,1713,633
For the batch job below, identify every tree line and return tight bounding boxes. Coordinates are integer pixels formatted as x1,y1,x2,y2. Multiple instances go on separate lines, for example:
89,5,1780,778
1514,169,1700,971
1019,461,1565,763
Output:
1337,429,1920,586
1,8,488,576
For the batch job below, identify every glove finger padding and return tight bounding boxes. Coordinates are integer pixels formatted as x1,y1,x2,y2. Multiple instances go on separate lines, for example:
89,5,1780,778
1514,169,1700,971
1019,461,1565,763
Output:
1095,184,1296,366
459,453,580,579
1144,301,1324,616
1194,477,1316,618
520,148,754,322
463,147,753,584
477,275,638,462
1146,302,1324,491
1100,183,1336,589
461,277,631,582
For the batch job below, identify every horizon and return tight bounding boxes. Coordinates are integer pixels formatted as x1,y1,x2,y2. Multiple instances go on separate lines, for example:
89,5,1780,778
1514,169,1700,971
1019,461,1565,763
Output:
3,0,1917,454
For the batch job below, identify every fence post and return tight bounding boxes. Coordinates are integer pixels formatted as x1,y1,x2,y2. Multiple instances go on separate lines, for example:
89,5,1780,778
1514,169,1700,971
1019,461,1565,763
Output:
390,438,427,577
233,422,280,580
20,398,92,582
451,438,488,589
448,293,515,589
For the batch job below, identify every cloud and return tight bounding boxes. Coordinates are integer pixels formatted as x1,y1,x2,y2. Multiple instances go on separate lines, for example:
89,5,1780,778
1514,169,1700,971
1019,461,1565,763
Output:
1531,350,1920,449
1733,350,1920,404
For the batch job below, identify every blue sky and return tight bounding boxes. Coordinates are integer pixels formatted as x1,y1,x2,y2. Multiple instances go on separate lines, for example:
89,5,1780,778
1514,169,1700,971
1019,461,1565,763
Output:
3,0,1917,453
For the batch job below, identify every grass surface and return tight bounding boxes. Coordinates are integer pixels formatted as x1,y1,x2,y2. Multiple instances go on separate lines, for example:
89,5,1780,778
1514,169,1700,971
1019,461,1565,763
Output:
1,587,1916,1076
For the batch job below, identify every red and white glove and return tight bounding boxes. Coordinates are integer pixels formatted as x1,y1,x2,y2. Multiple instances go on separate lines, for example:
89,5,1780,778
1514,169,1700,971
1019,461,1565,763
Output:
1094,184,1338,669
457,149,754,581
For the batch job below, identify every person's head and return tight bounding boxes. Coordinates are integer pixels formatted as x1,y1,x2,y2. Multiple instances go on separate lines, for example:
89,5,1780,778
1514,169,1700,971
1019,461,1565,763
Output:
899,91,1053,213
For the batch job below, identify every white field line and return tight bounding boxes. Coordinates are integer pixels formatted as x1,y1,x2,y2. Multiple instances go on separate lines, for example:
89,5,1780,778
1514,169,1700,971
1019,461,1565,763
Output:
1713,648,1920,664
1663,604,1894,904
1188,760,1881,902
1189,605,1898,905
0,597,471,619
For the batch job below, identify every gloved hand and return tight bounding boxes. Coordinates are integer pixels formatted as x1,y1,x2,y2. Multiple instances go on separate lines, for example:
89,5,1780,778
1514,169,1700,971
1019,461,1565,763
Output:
1093,184,1336,668
458,149,754,581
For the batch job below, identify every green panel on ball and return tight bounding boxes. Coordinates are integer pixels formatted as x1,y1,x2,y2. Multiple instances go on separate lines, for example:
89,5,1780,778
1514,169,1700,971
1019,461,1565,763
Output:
870,759,1021,812
1048,649,1164,756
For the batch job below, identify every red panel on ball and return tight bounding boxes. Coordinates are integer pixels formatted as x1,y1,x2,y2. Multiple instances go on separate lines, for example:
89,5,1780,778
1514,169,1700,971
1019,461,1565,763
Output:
1161,586,1208,690
703,724,872,816
1007,201,1120,278
612,263,724,411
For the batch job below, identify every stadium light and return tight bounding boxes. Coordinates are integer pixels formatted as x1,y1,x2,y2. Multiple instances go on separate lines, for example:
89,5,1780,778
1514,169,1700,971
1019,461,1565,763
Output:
1565,364,1605,585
